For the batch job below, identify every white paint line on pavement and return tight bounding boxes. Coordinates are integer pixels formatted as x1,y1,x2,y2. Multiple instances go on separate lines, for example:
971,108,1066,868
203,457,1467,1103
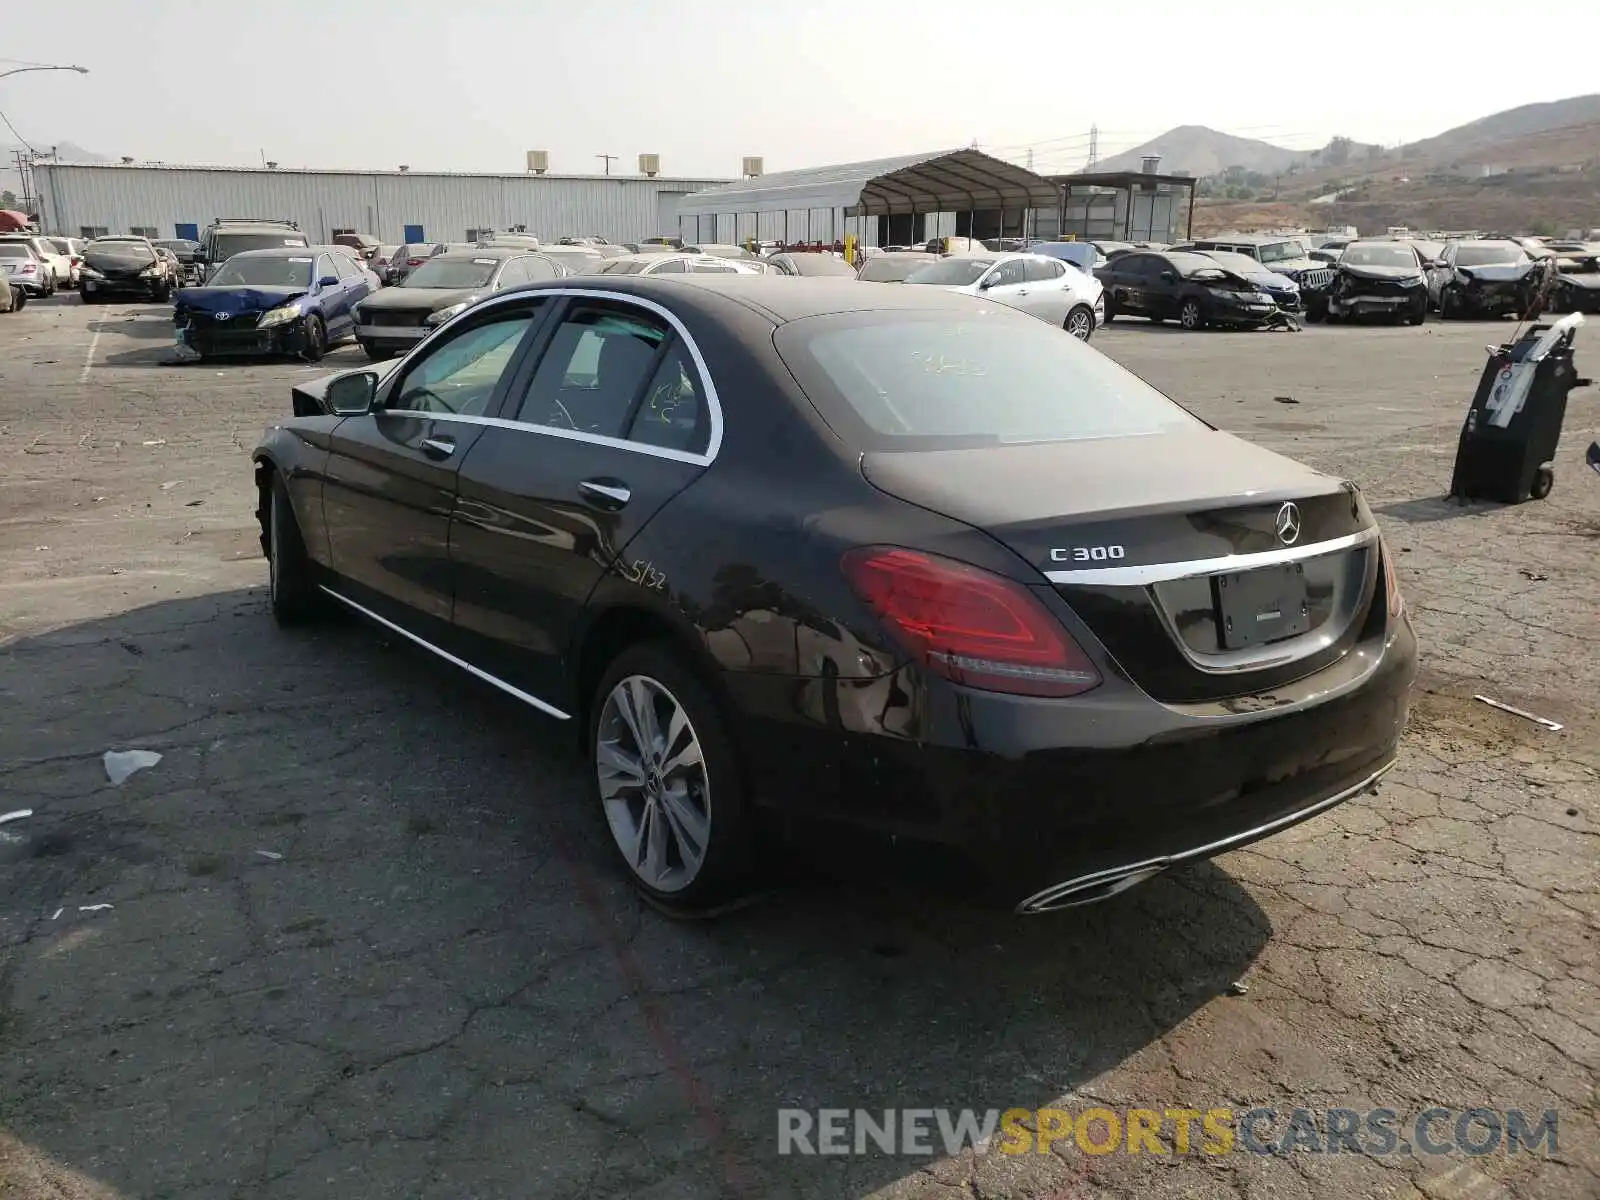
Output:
78,327,102,383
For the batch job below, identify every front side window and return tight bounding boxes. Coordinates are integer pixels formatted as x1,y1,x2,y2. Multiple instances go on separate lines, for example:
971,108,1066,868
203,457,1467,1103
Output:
390,312,538,416
650,258,687,274
512,304,666,437
983,259,1028,288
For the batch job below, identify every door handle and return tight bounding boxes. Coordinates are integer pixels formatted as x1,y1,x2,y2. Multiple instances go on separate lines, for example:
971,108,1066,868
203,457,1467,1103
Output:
578,478,631,509
421,435,456,459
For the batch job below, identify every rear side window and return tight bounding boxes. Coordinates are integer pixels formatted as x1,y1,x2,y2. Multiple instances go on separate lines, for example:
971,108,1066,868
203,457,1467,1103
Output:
512,305,666,436
625,341,708,454
774,309,1202,452
1023,258,1065,282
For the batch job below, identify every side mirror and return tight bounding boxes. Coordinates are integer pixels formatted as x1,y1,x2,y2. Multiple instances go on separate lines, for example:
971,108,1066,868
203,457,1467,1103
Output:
326,371,378,416
317,275,340,289
977,275,997,289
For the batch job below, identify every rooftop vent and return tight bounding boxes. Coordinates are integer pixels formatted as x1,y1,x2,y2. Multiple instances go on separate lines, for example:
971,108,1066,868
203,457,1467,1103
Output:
526,150,548,175
742,156,764,177
1141,155,1161,174
119,156,134,165
265,161,278,170
398,164,410,173
638,153,660,178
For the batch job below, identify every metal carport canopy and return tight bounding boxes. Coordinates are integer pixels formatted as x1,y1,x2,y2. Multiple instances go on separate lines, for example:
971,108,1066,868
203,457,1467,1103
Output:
674,148,1061,217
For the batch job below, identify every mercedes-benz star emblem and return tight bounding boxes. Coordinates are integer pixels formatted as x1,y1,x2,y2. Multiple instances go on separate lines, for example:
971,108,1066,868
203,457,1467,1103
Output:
213,312,230,321
1275,501,1302,546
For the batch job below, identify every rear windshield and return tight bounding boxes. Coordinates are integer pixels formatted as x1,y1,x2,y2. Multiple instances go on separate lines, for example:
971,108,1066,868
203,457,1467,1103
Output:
214,232,308,257
774,310,1203,452
858,256,935,282
781,253,857,277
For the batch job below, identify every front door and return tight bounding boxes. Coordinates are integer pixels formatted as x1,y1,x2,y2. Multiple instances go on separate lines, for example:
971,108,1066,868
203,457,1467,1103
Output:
320,305,546,626
451,297,713,701
976,257,1030,312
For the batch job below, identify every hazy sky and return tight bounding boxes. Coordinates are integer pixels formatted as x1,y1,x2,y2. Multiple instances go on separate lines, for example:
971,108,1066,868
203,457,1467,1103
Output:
2,0,1591,178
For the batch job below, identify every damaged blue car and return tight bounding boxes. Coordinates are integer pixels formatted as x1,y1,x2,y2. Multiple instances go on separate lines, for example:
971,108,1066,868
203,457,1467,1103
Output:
173,247,375,361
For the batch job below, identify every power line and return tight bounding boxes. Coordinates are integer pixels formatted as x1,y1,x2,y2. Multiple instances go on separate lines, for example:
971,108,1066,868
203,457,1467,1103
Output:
0,107,35,152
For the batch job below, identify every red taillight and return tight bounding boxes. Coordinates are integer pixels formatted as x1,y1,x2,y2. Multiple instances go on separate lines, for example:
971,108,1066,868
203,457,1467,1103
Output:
841,547,1101,698
1381,541,1404,617
407,257,426,266
71,256,82,265
19,263,36,273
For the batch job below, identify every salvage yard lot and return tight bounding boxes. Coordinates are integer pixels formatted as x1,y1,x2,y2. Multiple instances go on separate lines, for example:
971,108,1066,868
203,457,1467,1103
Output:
1,297,1597,1200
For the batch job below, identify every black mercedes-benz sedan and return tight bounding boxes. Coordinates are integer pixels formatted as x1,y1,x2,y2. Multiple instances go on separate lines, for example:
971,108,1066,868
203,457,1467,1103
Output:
253,276,1417,914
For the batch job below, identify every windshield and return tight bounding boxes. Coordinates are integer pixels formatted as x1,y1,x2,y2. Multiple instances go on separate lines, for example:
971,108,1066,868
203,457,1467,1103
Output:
404,258,498,289
904,258,997,286
782,253,857,277
1340,244,1419,268
774,310,1203,451
87,240,155,262
1455,244,1524,267
209,255,313,287
859,256,935,283
1199,251,1264,275
214,233,309,258
1257,241,1302,264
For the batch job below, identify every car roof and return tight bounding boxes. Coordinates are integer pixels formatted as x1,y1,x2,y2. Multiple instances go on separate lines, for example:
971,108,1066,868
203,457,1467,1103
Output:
498,273,1014,325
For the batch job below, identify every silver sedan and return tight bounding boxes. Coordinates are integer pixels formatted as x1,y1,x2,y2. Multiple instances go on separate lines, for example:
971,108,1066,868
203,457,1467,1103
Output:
902,252,1106,340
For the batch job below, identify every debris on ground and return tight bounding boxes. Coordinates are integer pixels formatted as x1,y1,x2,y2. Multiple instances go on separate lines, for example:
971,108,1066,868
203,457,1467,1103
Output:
1273,396,1299,404
254,849,284,861
141,439,166,447
1473,696,1563,732
1518,569,1549,581
0,809,33,826
1229,980,1250,996
103,749,162,785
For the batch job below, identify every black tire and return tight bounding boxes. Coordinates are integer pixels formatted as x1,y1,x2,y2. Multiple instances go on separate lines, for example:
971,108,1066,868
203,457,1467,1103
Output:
11,287,24,311
1179,298,1205,330
588,641,753,912
300,314,327,363
359,339,387,361
1102,295,1117,323
1064,305,1095,341
267,473,322,626
1438,288,1456,320
1406,297,1426,326
1530,466,1554,501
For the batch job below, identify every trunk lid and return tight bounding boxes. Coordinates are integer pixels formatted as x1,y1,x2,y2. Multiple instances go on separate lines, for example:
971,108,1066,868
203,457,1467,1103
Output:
860,429,1382,702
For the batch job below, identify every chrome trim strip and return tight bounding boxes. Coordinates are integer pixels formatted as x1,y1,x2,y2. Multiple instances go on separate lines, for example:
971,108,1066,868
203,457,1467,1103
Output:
374,409,712,467
1044,527,1377,587
355,324,426,339
1015,758,1394,914
318,586,572,720
391,286,724,465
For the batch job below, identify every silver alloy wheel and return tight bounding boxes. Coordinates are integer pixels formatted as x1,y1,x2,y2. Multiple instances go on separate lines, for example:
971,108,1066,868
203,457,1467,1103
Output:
1066,307,1094,340
1180,300,1202,329
596,674,711,893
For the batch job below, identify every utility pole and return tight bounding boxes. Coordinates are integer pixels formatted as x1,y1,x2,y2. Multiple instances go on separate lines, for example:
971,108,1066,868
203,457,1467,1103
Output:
595,154,617,176
1086,124,1099,172
1025,147,1034,170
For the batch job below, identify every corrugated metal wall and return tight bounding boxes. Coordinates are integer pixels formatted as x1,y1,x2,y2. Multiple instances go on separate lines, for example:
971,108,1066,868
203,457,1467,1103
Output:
33,165,730,244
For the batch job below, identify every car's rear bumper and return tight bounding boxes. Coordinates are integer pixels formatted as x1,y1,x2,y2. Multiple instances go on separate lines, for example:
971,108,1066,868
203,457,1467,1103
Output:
724,615,1417,908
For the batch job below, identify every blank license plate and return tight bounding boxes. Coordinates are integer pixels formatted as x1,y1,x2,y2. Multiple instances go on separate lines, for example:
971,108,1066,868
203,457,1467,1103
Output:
1213,564,1309,650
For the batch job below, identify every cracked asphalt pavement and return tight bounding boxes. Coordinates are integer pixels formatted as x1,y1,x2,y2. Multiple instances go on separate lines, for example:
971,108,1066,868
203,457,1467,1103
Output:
1,296,1596,1200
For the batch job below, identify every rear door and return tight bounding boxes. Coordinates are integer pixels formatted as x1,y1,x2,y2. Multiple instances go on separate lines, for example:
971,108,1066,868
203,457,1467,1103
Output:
1018,257,1072,323
320,302,548,628
449,295,716,700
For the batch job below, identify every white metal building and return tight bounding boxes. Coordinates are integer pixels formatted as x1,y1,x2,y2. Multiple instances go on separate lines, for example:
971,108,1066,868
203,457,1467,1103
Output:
31,162,732,245
674,148,1063,247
